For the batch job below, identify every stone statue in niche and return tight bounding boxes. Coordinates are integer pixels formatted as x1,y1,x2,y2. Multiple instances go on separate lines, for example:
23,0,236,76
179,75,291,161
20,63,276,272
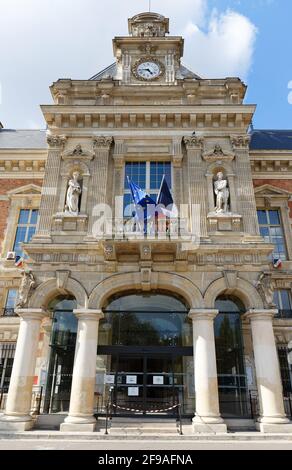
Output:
214,172,230,213
256,272,276,308
65,171,82,215
16,271,36,309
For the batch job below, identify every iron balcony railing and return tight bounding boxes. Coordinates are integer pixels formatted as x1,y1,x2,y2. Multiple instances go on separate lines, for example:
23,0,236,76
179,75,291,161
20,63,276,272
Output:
275,310,292,319
1,308,18,317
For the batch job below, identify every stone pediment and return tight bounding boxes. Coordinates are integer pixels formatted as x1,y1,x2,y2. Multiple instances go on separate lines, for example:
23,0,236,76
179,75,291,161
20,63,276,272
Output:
62,144,94,161
254,184,291,198
202,144,235,163
7,184,42,196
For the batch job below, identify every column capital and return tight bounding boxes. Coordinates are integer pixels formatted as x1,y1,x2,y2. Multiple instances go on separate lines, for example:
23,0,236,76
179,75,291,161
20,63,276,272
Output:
183,136,204,150
189,309,219,321
93,136,113,149
14,308,49,321
73,309,104,321
47,134,67,149
244,309,278,322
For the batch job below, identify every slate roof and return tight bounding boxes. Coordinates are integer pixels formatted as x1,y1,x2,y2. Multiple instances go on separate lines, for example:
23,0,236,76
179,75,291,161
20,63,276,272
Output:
250,130,292,151
0,129,47,149
89,62,201,80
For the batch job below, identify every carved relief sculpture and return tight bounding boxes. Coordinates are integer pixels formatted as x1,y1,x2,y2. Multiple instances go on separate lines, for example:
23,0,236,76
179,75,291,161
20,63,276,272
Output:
214,172,230,213
16,271,36,309
65,171,82,215
256,272,276,308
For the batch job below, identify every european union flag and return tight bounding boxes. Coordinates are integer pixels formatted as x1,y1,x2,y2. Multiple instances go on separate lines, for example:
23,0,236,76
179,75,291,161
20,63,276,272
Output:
127,178,156,227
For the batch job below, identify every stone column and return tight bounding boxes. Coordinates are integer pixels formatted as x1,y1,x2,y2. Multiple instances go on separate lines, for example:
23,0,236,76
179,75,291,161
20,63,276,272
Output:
183,137,209,240
245,310,292,433
231,135,260,237
34,135,66,242
189,309,227,433
60,309,104,432
0,309,47,431
85,137,113,241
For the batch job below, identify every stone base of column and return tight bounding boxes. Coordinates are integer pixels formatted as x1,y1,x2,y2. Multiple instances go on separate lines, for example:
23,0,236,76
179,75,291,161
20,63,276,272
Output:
60,422,96,432
256,422,292,433
192,416,227,434
0,416,34,431
60,415,96,432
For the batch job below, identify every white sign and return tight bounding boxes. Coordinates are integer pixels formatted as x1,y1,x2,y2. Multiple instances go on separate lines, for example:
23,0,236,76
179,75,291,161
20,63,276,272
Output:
105,374,115,384
128,387,139,396
126,375,137,385
153,376,164,385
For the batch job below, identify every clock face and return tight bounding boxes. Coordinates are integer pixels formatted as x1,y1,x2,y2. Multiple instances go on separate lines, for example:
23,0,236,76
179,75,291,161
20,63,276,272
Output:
133,58,164,81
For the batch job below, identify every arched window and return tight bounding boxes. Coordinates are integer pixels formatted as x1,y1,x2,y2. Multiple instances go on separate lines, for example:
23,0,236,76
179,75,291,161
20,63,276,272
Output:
215,295,249,418
100,292,190,347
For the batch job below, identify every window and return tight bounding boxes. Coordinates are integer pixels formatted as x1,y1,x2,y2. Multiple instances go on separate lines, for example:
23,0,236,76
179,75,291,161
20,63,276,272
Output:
0,343,16,393
3,289,18,316
257,209,287,260
278,346,292,396
124,162,171,216
274,289,292,311
13,209,39,257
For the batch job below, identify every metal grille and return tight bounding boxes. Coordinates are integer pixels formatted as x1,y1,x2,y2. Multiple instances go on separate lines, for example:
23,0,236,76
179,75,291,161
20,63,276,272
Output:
278,346,292,395
0,343,16,360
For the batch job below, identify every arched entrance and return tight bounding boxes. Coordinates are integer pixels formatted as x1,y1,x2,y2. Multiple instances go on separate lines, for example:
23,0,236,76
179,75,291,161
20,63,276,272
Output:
214,295,250,418
96,291,194,417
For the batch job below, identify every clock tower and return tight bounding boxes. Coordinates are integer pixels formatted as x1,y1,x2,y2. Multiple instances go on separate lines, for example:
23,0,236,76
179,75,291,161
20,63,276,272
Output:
114,12,184,84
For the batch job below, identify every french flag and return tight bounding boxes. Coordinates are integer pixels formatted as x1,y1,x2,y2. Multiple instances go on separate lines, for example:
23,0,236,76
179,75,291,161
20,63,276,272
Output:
15,256,24,268
273,258,283,269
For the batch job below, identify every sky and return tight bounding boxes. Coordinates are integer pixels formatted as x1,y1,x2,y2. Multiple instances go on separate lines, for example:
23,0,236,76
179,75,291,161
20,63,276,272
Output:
0,0,291,130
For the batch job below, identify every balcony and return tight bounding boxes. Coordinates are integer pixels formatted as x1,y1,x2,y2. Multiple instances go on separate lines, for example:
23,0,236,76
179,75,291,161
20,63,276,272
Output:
1,308,18,317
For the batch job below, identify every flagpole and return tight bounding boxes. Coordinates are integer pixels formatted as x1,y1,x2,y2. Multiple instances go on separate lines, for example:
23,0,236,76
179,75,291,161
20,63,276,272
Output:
149,0,151,12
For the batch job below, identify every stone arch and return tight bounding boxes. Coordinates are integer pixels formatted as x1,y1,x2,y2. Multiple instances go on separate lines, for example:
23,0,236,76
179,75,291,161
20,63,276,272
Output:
28,277,88,309
206,161,234,177
88,271,203,309
204,276,264,310
61,161,90,177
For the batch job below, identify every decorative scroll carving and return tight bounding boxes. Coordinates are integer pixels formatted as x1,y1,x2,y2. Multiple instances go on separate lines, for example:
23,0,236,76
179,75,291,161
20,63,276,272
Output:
62,144,94,160
47,135,67,148
16,271,36,309
93,136,113,149
202,144,235,162
256,272,276,308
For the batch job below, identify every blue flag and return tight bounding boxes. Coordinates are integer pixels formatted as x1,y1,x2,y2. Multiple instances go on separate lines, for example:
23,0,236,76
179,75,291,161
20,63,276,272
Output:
128,177,147,206
127,178,156,227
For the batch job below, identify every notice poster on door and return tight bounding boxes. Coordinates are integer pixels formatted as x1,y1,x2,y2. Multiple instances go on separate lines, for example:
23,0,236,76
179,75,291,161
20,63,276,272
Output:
126,375,137,385
153,376,164,385
128,387,139,396
105,374,115,384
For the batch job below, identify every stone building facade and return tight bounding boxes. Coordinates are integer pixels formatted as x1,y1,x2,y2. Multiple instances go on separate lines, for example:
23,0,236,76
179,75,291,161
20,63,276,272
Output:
0,12,292,434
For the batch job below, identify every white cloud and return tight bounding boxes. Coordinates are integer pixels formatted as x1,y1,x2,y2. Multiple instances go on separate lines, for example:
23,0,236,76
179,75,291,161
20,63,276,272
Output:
0,0,257,128
183,8,258,79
